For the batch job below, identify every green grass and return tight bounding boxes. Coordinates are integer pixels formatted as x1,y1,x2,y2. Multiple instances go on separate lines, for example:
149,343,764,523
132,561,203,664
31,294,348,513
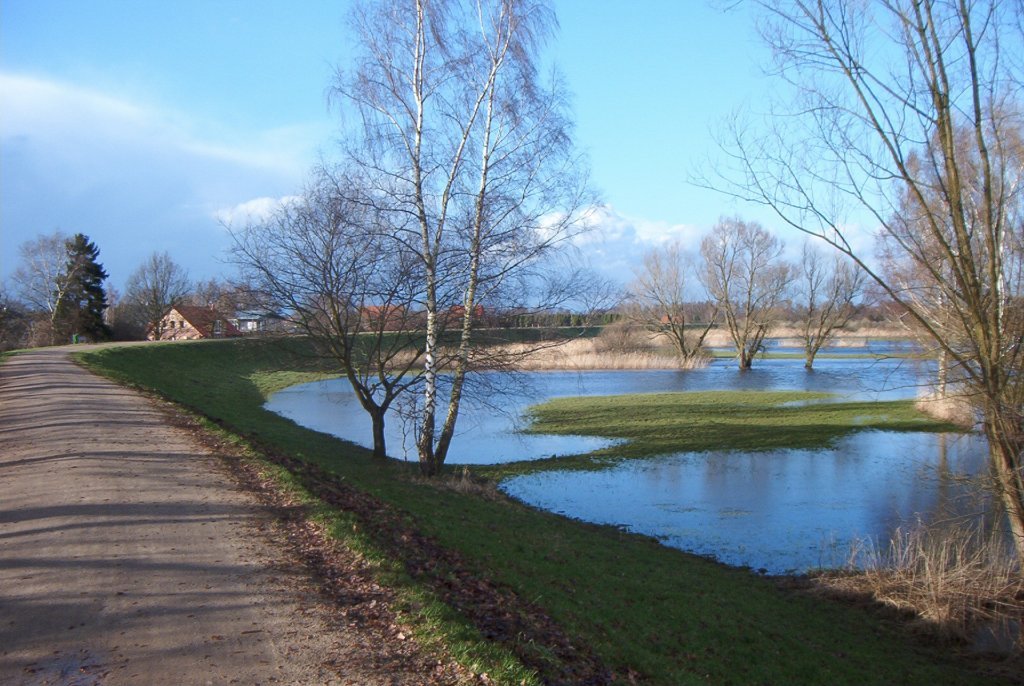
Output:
0,348,26,363
478,390,958,479
75,338,1005,686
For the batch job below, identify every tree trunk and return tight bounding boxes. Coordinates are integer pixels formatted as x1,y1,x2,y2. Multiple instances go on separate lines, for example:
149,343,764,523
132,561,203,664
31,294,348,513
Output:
805,341,820,370
370,409,387,459
984,411,1024,558
937,349,949,398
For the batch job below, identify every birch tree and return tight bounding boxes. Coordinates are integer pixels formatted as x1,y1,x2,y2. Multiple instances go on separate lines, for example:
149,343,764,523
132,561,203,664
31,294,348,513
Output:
13,231,76,344
336,0,592,475
713,0,1024,553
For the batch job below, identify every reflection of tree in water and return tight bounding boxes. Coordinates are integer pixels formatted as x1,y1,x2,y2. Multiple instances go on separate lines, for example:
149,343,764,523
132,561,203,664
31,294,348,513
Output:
881,431,1011,560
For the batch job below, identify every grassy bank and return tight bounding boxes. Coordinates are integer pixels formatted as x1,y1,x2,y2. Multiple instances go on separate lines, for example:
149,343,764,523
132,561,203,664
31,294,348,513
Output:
76,338,1009,685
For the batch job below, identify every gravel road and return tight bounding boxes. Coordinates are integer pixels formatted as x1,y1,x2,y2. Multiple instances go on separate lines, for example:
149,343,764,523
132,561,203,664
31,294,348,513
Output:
0,347,427,685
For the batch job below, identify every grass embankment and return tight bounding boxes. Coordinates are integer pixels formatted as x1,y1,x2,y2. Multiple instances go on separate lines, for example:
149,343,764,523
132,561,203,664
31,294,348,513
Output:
77,338,1007,685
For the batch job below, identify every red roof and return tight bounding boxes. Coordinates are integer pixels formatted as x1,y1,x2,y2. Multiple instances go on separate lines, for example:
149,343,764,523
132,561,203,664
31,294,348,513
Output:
172,306,241,338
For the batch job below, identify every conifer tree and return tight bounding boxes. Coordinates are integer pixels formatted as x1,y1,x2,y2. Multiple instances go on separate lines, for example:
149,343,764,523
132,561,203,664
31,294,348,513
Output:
53,233,111,342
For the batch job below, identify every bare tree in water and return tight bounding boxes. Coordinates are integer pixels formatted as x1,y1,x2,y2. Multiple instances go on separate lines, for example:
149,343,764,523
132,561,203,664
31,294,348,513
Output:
627,240,717,364
794,242,864,369
700,218,790,370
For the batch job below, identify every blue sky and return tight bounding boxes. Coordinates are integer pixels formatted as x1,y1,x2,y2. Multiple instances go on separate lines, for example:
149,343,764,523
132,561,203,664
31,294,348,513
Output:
2,0,800,291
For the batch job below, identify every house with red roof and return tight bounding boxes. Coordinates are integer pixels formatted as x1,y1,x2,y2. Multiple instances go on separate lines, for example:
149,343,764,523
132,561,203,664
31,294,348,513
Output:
150,306,241,341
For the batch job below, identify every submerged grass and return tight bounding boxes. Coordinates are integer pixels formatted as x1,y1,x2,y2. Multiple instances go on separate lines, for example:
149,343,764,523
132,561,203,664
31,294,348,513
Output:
76,338,1010,685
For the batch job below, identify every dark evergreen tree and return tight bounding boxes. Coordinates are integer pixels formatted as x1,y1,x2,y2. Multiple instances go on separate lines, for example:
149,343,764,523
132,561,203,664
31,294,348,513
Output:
53,233,111,342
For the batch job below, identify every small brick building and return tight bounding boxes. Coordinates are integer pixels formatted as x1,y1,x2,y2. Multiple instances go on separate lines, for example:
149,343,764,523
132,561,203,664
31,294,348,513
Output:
150,306,241,341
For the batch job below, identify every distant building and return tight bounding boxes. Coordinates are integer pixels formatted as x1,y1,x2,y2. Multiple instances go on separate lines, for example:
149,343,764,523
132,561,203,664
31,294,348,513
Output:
448,304,485,319
151,306,241,341
359,305,409,331
230,310,272,335
441,304,486,327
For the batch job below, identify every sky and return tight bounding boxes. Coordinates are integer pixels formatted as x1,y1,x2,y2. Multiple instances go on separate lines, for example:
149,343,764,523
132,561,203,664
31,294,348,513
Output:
1,0,813,293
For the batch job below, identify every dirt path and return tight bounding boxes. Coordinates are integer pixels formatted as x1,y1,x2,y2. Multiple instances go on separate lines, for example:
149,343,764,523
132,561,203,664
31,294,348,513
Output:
0,348,429,685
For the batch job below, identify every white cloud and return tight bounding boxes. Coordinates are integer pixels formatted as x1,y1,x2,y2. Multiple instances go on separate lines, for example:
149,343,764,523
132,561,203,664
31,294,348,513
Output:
576,206,884,286
0,72,317,175
0,72,323,284
575,205,705,284
579,205,702,245
2,73,147,134
213,195,303,226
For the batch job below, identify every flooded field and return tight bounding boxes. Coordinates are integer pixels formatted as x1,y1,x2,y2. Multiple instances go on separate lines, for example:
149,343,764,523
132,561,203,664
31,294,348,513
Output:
266,350,996,572
266,351,934,465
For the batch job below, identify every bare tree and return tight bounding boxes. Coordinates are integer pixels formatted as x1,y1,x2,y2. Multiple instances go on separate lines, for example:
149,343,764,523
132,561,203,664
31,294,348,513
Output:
627,240,717,363
13,230,76,344
700,217,790,369
795,242,865,369
123,252,192,339
711,1,1024,553
12,231,109,344
336,0,593,475
188,278,232,311
232,167,425,459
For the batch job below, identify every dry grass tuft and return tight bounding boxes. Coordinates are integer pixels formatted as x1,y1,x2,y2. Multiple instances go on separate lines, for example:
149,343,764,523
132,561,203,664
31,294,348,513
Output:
818,522,1023,652
424,466,504,500
915,392,976,427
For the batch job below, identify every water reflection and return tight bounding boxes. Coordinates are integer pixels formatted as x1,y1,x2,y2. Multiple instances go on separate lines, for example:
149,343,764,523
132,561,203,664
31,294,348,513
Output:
501,431,992,573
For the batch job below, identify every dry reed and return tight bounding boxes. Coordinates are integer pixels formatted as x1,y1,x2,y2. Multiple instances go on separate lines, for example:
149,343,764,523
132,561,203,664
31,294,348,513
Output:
915,392,976,427
501,338,710,371
818,521,1023,652
414,466,503,500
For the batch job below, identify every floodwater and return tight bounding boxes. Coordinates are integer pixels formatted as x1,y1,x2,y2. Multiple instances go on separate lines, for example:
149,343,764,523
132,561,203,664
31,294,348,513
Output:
265,347,996,572
265,373,623,463
266,350,932,465
502,431,991,573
